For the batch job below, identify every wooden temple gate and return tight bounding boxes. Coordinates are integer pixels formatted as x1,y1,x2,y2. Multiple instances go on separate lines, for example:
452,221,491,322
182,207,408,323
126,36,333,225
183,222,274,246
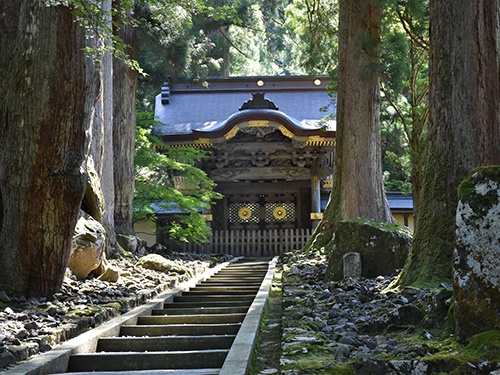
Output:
180,228,312,257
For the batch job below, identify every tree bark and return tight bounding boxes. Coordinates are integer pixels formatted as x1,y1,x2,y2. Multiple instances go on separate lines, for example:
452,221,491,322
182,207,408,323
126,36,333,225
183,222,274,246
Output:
0,1,95,297
113,0,137,235
304,0,392,252
396,0,500,287
101,0,117,250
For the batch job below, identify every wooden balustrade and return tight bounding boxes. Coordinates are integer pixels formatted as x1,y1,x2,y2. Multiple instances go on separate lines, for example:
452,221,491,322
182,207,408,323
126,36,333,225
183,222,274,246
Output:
181,228,312,256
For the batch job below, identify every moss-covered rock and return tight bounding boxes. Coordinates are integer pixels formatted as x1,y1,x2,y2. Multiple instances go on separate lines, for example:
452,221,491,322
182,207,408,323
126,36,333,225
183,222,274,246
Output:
116,234,148,255
137,254,193,277
454,166,500,341
325,218,412,281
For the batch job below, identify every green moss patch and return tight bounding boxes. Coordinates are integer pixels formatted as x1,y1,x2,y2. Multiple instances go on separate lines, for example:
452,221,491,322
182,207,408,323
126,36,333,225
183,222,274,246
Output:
461,329,500,362
457,166,500,221
325,365,355,375
346,217,413,237
249,269,283,375
281,355,337,372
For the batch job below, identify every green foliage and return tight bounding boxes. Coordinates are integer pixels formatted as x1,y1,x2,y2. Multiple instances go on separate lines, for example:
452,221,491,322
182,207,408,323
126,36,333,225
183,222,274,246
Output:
230,2,306,76
378,0,429,204
384,150,412,193
134,112,222,244
282,0,339,75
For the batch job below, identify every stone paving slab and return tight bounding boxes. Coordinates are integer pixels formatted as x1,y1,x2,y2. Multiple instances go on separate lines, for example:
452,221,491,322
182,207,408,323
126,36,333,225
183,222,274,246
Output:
218,256,279,375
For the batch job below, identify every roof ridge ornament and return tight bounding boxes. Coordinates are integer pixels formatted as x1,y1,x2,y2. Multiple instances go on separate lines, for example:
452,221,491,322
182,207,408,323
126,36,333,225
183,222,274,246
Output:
239,92,279,111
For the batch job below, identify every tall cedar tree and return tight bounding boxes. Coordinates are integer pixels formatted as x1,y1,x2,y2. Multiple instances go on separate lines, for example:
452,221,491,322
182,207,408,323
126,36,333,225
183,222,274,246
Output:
304,0,393,252
113,0,137,235
393,0,500,288
0,2,96,297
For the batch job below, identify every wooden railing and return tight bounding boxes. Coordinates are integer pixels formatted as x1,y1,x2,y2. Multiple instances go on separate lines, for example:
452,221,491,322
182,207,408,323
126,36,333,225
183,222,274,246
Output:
181,228,312,257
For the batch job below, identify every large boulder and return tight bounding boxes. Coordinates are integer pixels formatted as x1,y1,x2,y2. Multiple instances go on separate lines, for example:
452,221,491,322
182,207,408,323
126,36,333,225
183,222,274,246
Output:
325,218,412,281
68,210,106,279
137,254,193,277
454,166,500,341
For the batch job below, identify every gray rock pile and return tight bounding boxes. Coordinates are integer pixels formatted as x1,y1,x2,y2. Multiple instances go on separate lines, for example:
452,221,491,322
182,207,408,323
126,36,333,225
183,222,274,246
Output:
0,251,230,370
279,250,500,375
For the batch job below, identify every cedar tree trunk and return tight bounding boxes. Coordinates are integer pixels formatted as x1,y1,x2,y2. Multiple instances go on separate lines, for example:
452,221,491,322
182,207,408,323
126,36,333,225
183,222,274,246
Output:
304,0,392,252
113,0,137,235
395,0,500,287
0,1,93,297
101,0,117,249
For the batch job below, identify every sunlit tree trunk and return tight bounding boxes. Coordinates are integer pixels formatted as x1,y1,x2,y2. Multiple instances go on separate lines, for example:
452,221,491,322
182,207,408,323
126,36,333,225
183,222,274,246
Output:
0,1,95,297
395,0,500,287
304,0,392,252
113,0,137,235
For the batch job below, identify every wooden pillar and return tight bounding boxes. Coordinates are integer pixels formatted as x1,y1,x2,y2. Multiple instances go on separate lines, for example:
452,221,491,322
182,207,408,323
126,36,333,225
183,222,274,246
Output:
311,176,322,228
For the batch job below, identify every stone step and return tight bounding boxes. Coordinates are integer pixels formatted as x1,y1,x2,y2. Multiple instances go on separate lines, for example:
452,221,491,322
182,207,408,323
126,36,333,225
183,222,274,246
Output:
47,258,273,375
198,281,263,285
222,270,267,274
207,276,265,281
152,306,249,315
174,295,255,302
195,284,261,288
224,264,269,269
190,285,260,294
162,301,252,309
218,267,268,271
97,335,236,352
120,323,241,337
54,370,220,375
182,288,259,296
138,313,246,325
217,267,267,274
225,263,269,268
67,349,228,372
214,271,267,276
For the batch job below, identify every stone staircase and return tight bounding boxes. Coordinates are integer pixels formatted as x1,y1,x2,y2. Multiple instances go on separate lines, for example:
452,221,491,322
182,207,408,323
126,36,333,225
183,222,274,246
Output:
53,259,271,375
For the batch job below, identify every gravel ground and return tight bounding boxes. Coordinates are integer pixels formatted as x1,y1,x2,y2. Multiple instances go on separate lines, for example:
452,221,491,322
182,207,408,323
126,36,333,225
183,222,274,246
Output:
0,251,231,371
277,250,500,375
4,249,499,375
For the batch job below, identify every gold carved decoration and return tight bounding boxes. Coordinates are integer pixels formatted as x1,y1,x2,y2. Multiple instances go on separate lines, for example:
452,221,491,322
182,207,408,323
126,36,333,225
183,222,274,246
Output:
310,212,323,220
306,136,334,146
238,207,252,220
279,125,294,139
224,125,239,140
201,214,213,221
273,206,287,220
194,138,211,144
249,120,269,127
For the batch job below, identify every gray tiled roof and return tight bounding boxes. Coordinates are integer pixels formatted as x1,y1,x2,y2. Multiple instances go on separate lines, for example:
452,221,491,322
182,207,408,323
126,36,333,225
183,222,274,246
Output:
155,90,336,136
321,194,413,211
386,195,414,210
